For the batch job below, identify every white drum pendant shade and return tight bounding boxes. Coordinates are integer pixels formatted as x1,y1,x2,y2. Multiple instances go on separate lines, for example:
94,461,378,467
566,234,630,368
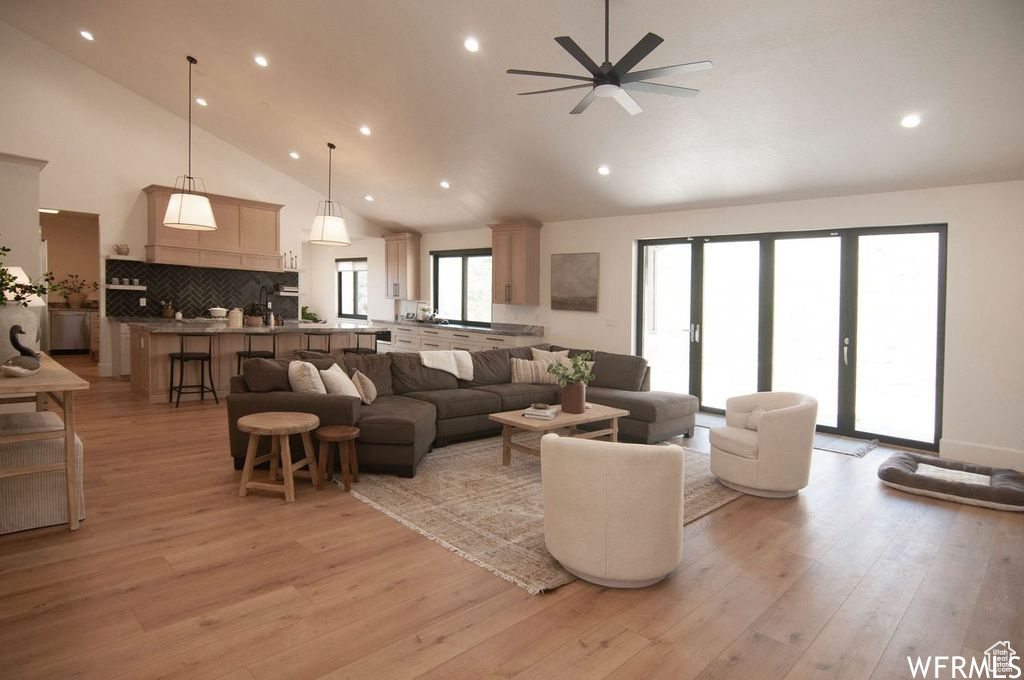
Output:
309,213,350,246
163,190,217,231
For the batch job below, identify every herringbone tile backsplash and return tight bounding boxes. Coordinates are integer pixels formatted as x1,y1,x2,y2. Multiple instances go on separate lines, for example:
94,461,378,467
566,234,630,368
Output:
104,259,298,319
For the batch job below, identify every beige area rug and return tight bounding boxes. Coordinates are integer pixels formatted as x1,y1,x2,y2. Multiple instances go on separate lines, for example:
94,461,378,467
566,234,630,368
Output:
344,434,742,594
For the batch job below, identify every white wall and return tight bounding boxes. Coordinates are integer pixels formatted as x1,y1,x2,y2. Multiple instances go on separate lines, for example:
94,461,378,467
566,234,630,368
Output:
0,21,381,373
300,237,392,323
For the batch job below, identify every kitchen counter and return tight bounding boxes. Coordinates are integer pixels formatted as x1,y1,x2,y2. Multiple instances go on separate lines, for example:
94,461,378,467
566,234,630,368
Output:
124,320,385,403
118,319,389,334
375,319,544,337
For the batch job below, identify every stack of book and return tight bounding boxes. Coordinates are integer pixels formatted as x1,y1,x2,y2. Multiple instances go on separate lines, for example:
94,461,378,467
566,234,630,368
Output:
523,405,558,420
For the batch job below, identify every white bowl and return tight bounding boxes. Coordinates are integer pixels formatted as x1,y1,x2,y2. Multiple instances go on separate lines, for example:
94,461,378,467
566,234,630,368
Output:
208,307,228,318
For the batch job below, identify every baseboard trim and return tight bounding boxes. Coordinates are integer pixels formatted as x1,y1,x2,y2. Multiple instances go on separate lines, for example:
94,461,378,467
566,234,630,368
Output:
939,438,1024,471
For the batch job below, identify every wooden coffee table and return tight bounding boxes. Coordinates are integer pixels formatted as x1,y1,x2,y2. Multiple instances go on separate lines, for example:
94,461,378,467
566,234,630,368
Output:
489,403,630,466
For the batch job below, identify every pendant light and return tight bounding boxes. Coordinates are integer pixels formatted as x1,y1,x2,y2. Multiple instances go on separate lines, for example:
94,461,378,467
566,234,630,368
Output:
163,55,217,231
308,142,351,245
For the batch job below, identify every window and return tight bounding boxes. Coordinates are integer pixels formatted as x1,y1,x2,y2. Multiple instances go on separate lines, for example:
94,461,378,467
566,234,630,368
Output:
431,249,492,326
336,258,368,319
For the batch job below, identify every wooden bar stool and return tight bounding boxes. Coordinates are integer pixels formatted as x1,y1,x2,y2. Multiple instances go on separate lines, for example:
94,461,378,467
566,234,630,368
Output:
315,425,360,492
237,412,320,502
169,333,218,407
236,333,277,374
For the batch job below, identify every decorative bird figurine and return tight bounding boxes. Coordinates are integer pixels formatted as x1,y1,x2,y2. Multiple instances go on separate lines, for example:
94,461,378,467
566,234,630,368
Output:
2,324,41,377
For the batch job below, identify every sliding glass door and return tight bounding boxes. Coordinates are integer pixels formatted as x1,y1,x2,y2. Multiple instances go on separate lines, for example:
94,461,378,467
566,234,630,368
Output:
636,224,946,449
639,242,692,393
701,241,760,409
853,232,941,442
772,236,841,427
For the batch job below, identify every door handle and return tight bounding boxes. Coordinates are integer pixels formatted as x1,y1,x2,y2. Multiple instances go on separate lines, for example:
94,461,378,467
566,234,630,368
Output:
842,337,850,366
694,323,701,344
504,283,510,303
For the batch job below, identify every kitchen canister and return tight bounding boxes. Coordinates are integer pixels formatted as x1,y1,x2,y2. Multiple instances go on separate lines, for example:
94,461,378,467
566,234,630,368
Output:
227,307,243,328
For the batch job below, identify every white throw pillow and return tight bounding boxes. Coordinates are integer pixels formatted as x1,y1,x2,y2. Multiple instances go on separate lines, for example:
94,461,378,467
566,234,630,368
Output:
511,357,561,385
531,347,570,362
288,360,327,394
351,369,378,405
746,407,766,431
319,363,361,398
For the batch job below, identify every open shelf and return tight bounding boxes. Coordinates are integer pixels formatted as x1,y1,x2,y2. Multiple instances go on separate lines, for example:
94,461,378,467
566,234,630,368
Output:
107,284,147,291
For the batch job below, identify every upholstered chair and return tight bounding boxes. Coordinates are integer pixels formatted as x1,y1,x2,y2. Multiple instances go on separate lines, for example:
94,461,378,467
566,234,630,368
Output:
709,392,818,498
540,433,685,588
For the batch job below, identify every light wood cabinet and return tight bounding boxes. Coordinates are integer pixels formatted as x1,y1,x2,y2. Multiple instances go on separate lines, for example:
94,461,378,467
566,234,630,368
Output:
143,185,283,272
384,232,420,300
490,222,541,306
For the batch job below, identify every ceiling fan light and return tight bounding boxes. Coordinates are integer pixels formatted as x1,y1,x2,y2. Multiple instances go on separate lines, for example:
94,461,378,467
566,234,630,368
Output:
594,83,619,98
163,190,217,231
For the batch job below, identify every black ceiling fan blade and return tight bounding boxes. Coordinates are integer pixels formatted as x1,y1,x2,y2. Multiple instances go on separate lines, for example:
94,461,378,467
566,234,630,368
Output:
518,84,593,96
612,88,643,115
612,32,664,78
569,89,598,115
507,68,594,83
622,81,700,97
620,60,713,84
554,36,603,77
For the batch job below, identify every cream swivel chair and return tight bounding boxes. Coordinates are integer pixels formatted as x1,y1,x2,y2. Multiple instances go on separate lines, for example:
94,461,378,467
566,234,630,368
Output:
540,433,685,588
709,392,818,498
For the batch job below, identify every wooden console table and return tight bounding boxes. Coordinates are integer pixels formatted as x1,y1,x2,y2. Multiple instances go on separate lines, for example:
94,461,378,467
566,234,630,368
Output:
0,353,90,530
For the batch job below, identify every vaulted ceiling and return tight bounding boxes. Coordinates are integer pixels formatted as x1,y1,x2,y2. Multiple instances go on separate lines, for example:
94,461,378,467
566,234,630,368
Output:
2,0,1023,232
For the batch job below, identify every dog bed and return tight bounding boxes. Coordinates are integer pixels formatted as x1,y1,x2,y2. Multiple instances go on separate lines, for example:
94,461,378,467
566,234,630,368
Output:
877,451,1024,511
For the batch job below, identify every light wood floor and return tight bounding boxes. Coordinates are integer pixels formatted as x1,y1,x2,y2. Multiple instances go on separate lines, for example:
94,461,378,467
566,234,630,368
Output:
1,356,1020,680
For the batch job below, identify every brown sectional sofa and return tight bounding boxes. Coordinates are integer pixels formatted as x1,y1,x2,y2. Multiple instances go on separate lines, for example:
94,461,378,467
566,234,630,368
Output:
227,343,698,477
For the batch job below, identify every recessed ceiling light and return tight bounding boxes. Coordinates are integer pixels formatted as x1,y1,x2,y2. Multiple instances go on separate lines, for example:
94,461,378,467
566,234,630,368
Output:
254,55,268,67
464,37,480,52
195,97,208,107
597,165,610,175
38,208,60,214
79,30,94,41
439,180,451,189
900,113,921,128
359,125,372,136
289,151,300,159
363,195,375,202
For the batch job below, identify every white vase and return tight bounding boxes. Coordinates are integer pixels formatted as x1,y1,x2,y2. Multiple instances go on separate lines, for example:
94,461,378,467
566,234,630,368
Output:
0,304,41,364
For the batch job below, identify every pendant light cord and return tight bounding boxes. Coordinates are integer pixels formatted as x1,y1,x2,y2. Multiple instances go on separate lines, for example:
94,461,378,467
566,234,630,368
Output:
327,142,336,205
185,55,198,187
187,59,192,180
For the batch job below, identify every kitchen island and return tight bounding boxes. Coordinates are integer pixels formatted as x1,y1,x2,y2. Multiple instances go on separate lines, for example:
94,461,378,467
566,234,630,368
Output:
124,320,388,403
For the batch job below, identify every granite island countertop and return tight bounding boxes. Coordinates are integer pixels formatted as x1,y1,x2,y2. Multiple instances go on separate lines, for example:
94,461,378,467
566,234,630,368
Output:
374,319,544,337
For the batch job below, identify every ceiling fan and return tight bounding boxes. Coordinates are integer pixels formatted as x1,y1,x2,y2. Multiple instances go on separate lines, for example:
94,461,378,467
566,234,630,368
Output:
507,0,712,115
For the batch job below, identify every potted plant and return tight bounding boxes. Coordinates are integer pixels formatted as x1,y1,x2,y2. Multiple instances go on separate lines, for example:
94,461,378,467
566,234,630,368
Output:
1,240,52,362
52,274,98,309
243,303,265,327
547,352,595,414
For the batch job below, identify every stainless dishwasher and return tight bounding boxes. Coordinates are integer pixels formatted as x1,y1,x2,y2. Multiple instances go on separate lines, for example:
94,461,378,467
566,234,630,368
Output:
50,310,91,352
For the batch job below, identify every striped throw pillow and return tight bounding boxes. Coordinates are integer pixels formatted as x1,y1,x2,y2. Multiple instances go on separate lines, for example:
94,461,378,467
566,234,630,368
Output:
510,357,563,385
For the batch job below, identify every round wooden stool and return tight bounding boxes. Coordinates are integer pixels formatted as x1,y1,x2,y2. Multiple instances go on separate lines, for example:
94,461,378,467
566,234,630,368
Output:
315,425,360,492
237,412,320,502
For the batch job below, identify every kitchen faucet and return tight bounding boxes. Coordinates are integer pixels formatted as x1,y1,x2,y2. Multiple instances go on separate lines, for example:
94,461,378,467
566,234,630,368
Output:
258,285,271,324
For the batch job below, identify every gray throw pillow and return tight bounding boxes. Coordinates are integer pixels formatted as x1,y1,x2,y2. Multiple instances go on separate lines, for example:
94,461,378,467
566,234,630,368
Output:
242,358,291,392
